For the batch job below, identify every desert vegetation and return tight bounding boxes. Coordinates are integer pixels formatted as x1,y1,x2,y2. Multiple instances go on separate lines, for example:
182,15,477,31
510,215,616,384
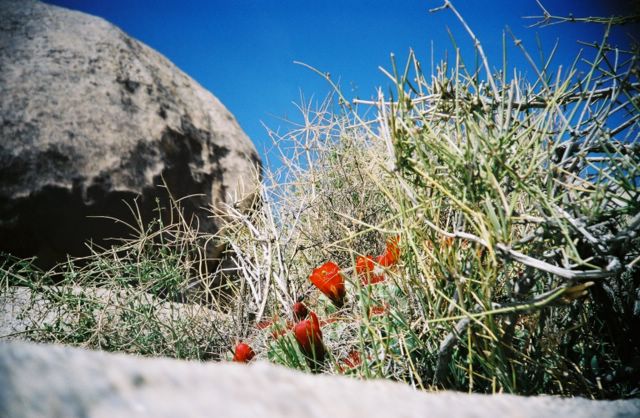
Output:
2,1,638,399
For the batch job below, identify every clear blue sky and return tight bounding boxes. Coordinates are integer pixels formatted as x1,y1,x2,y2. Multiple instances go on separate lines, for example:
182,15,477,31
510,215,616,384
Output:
45,0,638,169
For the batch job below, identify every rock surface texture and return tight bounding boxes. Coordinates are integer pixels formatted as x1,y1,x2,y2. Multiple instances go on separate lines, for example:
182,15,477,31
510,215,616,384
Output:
0,341,638,418
0,0,260,267
0,286,229,355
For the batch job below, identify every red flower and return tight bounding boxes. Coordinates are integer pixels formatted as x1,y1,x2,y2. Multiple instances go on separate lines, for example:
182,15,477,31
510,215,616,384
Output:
369,304,387,316
293,311,326,372
337,350,363,373
292,301,309,321
270,321,292,339
232,342,255,363
342,350,362,369
257,316,292,339
441,236,454,248
256,319,273,330
356,255,385,284
309,261,346,307
377,236,400,267
319,315,340,327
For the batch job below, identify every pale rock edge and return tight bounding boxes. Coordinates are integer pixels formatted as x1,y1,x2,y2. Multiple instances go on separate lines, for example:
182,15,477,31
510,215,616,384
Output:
0,341,638,418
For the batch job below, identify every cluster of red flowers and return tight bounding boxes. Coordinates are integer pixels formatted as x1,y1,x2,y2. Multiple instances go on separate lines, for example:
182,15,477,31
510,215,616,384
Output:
234,302,327,370
310,236,401,308
232,236,401,372
355,236,400,285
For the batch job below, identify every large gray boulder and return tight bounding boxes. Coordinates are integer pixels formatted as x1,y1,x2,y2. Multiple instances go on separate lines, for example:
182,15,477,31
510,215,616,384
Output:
0,341,638,418
0,0,260,267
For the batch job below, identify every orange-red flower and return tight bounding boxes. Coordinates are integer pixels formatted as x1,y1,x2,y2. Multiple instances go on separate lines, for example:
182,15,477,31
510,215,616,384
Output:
337,350,364,373
309,261,346,307
441,236,454,248
342,350,362,369
293,311,326,372
356,255,385,284
319,315,340,327
257,316,292,339
369,304,388,316
292,301,309,321
232,342,255,363
270,321,292,339
256,319,273,330
377,236,400,267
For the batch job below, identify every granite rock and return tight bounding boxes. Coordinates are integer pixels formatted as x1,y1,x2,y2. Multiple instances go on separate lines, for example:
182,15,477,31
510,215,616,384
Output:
0,0,260,267
0,341,638,418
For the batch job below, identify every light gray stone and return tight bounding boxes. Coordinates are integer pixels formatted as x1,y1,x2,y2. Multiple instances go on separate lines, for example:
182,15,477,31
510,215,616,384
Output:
0,0,260,267
0,341,638,418
0,286,230,351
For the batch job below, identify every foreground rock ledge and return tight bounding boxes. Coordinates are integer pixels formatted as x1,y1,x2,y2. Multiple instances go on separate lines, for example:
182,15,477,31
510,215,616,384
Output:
0,342,638,418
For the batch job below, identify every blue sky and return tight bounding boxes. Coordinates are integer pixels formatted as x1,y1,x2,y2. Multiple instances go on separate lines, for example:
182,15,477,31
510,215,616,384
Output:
45,1,637,169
